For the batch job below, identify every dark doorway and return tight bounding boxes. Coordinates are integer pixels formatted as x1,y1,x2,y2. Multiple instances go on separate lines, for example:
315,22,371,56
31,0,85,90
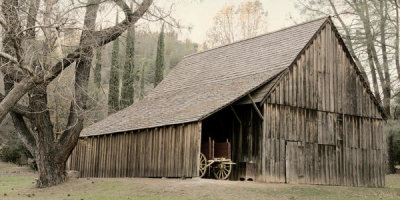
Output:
201,107,234,144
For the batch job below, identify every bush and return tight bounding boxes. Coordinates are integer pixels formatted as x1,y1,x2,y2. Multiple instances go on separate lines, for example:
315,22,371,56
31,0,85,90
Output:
393,134,400,165
0,140,31,164
385,119,400,172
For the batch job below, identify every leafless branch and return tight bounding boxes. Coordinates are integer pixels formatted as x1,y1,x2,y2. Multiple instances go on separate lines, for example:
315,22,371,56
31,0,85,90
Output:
0,51,18,63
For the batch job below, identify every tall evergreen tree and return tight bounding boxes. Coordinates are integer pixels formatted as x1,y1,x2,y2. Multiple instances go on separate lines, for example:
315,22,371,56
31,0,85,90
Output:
94,46,102,89
154,24,165,87
140,59,146,99
120,23,135,109
92,45,103,122
107,13,121,114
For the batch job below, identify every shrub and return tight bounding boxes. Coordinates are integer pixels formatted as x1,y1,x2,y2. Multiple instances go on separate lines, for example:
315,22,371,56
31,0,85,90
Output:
0,140,31,164
393,134,400,165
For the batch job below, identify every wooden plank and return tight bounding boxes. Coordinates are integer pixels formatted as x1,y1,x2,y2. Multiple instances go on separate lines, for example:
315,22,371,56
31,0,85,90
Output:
298,55,303,108
293,63,298,107
328,24,334,112
280,139,285,183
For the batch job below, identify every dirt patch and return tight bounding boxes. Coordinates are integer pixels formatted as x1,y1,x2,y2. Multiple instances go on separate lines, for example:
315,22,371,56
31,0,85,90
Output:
0,162,34,176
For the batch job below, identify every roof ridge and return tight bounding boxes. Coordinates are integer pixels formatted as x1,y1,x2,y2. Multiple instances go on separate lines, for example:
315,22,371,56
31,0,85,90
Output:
183,16,329,59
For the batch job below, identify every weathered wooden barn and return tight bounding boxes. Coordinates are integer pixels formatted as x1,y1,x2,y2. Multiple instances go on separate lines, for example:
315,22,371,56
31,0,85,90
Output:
67,17,386,187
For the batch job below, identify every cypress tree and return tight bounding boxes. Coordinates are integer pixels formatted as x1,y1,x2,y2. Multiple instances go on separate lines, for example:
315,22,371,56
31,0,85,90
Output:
107,13,121,114
140,59,146,99
92,46,103,121
154,24,165,87
120,23,135,109
94,47,102,89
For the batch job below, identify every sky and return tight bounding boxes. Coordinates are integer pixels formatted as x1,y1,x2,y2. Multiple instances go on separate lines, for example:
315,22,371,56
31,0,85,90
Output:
97,0,305,44
170,0,301,44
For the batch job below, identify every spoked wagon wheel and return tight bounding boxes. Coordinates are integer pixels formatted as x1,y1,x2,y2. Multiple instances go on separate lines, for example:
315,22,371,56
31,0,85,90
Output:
213,162,232,180
199,153,207,178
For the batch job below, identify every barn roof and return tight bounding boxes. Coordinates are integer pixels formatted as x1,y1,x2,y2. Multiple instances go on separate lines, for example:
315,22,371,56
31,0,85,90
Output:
81,17,330,137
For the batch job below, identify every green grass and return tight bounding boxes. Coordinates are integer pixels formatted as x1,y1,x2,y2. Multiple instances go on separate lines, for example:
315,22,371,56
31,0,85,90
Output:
0,176,34,194
0,162,400,200
241,177,400,200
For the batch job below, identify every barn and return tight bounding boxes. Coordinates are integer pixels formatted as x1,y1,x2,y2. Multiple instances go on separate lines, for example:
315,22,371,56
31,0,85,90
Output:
67,17,386,187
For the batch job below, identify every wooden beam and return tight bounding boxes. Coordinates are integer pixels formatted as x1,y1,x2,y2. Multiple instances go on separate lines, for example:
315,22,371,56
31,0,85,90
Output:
248,94,264,120
230,105,242,125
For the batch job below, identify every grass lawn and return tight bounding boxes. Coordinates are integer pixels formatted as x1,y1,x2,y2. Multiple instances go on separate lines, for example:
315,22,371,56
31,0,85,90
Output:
1,161,400,200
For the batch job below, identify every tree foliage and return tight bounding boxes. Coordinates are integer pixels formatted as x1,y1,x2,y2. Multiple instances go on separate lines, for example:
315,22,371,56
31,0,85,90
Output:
139,59,147,100
108,15,122,114
94,47,103,90
120,24,135,109
154,24,165,87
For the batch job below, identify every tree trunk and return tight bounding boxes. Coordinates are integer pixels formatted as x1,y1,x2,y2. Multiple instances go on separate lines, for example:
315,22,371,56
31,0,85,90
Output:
379,0,391,115
395,0,400,80
361,0,389,114
328,0,369,85
352,0,382,102
34,0,99,187
36,147,66,188
3,77,36,156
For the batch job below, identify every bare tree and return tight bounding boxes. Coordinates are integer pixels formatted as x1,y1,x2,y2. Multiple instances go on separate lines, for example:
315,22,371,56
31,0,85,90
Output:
206,0,268,48
206,5,236,47
0,0,153,187
237,0,268,39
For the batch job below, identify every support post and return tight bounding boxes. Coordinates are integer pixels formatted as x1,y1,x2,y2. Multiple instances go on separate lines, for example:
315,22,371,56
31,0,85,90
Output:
248,94,264,120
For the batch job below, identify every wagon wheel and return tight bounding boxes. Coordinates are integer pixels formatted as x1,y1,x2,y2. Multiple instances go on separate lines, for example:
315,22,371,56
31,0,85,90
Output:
199,153,207,178
213,162,232,180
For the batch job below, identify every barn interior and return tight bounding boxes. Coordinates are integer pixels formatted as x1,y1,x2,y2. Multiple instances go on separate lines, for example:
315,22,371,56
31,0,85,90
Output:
201,102,263,180
200,77,275,180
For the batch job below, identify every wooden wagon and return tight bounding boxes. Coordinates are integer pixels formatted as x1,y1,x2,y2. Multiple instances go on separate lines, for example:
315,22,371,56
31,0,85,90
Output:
199,137,235,180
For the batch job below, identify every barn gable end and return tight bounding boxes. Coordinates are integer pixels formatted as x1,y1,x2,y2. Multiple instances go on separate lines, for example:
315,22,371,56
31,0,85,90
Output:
260,20,385,187
266,20,384,119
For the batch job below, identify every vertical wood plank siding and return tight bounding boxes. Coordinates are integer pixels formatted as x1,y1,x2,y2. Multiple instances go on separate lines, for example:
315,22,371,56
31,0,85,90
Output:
67,122,202,178
261,22,385,187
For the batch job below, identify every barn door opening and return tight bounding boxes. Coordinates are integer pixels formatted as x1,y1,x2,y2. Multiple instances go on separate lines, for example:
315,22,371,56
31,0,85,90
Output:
285,141,304,184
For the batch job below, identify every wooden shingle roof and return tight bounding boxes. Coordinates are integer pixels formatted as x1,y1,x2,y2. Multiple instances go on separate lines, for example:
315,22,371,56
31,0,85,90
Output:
81,17,328,136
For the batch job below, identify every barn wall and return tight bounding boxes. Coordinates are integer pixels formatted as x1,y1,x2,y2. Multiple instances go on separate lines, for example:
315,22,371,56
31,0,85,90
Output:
261,21,385,187
67,122,202,178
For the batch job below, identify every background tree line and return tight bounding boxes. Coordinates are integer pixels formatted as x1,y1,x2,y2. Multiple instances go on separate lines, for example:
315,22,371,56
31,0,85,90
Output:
87,23,198,122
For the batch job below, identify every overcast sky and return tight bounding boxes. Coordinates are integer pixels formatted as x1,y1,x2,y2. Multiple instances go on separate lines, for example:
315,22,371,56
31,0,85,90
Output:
170,0,302,43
